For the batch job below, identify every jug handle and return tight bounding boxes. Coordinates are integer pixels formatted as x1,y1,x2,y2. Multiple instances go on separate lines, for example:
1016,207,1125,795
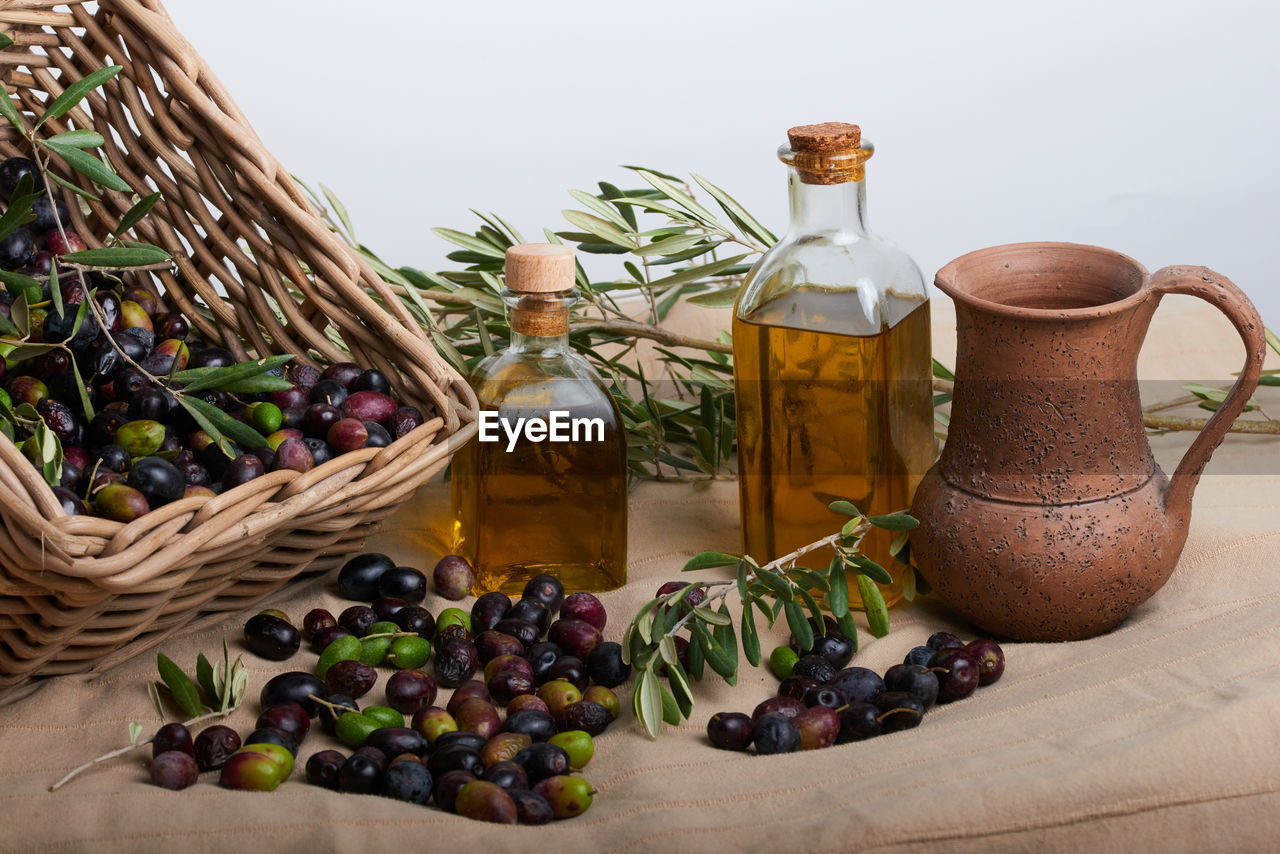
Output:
1148,266,1268,520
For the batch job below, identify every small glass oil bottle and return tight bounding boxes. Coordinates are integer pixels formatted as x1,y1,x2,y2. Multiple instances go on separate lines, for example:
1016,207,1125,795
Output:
733,122,933,606
451,243,627,595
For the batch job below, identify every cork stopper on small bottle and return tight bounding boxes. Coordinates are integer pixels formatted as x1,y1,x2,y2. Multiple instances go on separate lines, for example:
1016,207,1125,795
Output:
784,122,873,185
505,243,576,293
505,244,575,336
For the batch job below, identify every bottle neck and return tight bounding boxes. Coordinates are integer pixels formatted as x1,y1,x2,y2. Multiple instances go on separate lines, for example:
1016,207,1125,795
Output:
509,326,570,355
504,289,575,355
786,168,869,237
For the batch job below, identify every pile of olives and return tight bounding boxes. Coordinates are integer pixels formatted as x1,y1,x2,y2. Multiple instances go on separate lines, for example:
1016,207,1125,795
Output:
185,553,623,823
706,627,1005,754
0,158,429,525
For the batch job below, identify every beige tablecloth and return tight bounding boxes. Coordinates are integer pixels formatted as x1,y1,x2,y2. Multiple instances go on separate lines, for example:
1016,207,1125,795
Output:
2,295,1277,853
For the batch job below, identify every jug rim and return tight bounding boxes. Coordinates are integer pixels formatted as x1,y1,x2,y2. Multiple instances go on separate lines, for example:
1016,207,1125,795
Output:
935,241,1151,320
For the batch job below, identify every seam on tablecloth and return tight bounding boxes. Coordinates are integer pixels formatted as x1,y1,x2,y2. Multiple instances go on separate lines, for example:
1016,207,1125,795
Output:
598,784,1280,854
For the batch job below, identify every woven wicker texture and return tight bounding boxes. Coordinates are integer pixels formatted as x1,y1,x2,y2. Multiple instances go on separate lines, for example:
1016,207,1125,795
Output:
0,0,478,689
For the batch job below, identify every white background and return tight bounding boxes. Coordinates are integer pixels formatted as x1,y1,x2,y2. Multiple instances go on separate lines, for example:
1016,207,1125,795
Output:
162,0,1279,326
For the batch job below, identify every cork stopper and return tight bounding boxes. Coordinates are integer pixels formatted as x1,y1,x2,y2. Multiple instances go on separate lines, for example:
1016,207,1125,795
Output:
505,243,575,293
783,122,872,185
505,244,575,336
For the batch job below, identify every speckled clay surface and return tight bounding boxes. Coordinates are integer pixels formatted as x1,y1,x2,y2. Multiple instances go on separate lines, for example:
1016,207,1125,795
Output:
912,243,1268,641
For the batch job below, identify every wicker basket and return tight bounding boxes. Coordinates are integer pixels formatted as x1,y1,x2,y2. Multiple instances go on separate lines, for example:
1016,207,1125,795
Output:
0,0,478,690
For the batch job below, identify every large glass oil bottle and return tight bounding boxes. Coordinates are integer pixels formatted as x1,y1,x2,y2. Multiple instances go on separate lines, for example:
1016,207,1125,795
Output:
451,243,627,595
733,123,933,606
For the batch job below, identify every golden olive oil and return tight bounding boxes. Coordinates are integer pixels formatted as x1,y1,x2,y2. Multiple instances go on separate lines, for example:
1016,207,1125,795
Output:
734,287,934,606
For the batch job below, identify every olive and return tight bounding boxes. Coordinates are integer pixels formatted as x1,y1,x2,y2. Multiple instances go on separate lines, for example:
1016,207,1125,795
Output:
471,592,512,633
256,703,310,745
305,749,345,790
793,705,840,749
351,369,391,395
482,760,528,791
325,659,378,699
544,656,588,692
395,606,436,639
378,565,428,603
389,405,425,439
753,712,801,755
484,654,533,684
363,420,392,448
337,552,394,601
372,596,408,622
152,723,194,758
507,598,550,633
481,733,532,768
365,726,428,758
476,631,524,664
433,731,487,755
521,574,565,613
554,701,612,737
585,641,630,688
337,752,381,794
500,709,557,743
243,726,297,755
512,742,571,782
547,730,594,770
533,775,594,819
341,390,396,424
410,706,457,745
547,619,602,661
446,681,492,716
827,667,886,706
384,669,438,714
492,619,538,648
319,694,360,736
455,780,518,824
454,698,502,740
150,751,198,791
303,608,337,643
524,641,561,684
381,758,433,804
560,592,607,631
219,744,293,792
965,638,1006,685
874,691,925,732
426,745,484,778
432,769,476,813
259,671,327,717
321,361,363,388
883,663,940,710
193,725,241,771
509,788,554,825
242,613,301,661
582,686,619,720
338,604,377,637
836,701,882,743
432,555,474,601
434,637,479,688
309,379,349,407
930,648,980,703
536,680,582,716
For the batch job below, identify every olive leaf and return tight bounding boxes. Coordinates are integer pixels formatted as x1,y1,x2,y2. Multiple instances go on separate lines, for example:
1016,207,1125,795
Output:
156,653,202,718
112,191,162,237
127,721,143,746
170,354,293,393
36,65,122,128
61,245,171,268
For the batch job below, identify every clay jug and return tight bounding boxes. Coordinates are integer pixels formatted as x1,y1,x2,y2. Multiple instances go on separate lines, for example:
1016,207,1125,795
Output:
910,242,1267,641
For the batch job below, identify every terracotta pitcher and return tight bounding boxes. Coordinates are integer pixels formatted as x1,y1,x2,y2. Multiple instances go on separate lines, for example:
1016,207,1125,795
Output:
910,242,1267,641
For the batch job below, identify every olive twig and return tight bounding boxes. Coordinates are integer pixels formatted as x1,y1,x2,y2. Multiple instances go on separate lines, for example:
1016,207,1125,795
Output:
624,503,920,738
48,708,231,792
